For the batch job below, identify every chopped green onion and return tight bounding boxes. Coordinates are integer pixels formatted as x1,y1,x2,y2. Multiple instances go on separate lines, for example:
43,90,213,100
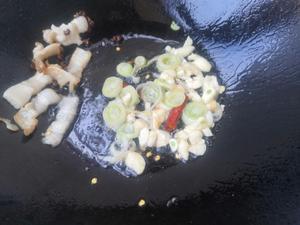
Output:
140,82,163,104
170,21,180,31
154,78,174,90
164,88,185,108
134,56,147,67
102,76,123,98
116,62,133,77
119,85,140,106
156,53,181,72
157,102,173,111
182,101,208,125
202,87,218,103
146,55,159,66
132,56,147,76
169,139,178,152
103,101,127,130
116,122,139,141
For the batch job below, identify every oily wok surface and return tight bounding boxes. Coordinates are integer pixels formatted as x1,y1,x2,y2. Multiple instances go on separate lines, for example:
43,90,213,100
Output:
0,0,299,225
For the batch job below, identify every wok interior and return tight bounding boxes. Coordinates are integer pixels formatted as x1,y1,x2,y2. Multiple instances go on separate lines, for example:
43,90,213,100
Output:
0,0,299,224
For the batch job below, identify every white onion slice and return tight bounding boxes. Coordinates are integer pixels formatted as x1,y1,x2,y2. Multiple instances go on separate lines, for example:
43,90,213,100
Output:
3,73,52,109
42,95,79,147
14,88,61,136
67,48,92,79
43,16,89,46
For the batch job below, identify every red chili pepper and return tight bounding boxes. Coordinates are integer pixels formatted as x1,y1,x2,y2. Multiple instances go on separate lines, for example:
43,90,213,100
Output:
164,97,188,132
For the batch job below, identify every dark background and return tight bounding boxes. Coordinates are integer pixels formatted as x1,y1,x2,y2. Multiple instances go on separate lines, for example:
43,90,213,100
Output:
0,0,299,224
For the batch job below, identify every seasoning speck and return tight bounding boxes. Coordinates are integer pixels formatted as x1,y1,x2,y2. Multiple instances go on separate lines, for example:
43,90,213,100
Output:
170,21,180,31
154,155,161,161
138,198,146,207
219,86,226,93
112,35,124,43
166,196,178,207
116,47,121,51
64,29,71,35
91,177,98,185
146,152,152,158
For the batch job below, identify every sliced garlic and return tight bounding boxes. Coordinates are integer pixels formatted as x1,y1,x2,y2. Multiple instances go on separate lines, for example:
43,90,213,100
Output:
188,54,212,72
202,128,213,137
206,100,218,112
121,93,132,106
177,140,189,161
186,89,202,102
187,130,203,145
174,130,189,140
152,108,166,129
186,75,203,89
167,37,195,58
139,127,149,149
147,130,157,147
213,104,225,122
189,141,206,156
156,130,171,148
181,62,202,77
134,119,148,133
202,87,218,103
205,111,214,127
125,151,146,175
127,113,136,122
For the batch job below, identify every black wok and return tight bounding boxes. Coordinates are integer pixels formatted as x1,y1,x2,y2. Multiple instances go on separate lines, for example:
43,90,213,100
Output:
0,0,299,224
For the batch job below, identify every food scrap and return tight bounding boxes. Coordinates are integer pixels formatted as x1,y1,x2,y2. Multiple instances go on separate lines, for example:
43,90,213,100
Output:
170,21,180,31
0,117,19,132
